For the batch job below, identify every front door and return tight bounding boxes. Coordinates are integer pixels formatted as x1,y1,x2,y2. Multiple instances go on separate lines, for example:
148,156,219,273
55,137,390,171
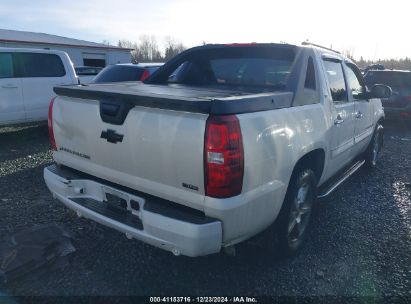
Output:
344,63,374,155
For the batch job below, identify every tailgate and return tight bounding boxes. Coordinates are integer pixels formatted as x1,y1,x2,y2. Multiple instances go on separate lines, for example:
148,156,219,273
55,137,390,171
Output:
51,95,208,211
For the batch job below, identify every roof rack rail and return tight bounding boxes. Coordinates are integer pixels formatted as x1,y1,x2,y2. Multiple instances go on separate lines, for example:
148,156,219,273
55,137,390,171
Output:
301,41,341,54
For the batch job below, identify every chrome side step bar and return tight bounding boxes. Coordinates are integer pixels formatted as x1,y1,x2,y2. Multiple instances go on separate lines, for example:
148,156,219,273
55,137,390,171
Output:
317,160,365,199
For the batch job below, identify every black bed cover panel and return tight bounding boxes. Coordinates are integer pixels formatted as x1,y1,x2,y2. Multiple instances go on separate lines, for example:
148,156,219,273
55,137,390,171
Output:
54,82,293,115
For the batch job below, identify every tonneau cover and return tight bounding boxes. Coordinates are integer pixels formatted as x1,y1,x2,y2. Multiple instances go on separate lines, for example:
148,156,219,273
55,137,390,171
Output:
54,82,293,115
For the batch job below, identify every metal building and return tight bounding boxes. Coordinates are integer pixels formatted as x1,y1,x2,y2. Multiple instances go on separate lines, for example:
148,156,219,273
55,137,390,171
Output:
0,28,131,67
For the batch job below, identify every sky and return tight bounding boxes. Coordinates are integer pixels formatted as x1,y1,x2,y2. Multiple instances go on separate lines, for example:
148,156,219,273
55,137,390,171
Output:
0,0,409,60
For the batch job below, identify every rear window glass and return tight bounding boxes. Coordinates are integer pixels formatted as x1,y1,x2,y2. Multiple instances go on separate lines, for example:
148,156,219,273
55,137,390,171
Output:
15,53,66,77
75,67,102,75
365,71,411,87
0,53,14,78
167,46,295,89
93,65,145,83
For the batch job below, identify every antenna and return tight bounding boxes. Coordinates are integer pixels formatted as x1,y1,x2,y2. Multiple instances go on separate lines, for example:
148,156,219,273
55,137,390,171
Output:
301,41,341,54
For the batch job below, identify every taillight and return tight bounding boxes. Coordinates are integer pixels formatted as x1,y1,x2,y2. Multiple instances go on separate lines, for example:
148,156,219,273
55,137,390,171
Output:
204,115,244,198
48,96,57,151
407,95,411,102
140,69,150,81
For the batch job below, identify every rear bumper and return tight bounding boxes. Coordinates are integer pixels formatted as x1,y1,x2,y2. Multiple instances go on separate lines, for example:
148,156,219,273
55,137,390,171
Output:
43,164,222,257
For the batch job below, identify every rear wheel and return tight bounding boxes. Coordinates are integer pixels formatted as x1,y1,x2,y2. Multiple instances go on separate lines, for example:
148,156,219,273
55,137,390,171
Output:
277,169,317,257
364,123,383,168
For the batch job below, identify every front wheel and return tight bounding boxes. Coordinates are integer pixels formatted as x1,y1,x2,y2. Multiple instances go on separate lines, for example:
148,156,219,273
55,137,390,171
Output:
276,169,317,257
364,123,383,168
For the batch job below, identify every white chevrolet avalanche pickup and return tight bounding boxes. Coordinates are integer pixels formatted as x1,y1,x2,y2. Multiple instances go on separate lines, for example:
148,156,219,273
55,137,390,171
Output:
43,43,391,257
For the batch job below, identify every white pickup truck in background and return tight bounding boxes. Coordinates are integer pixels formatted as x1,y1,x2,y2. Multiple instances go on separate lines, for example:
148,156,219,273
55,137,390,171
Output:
0,48,78,126
44,43,391,257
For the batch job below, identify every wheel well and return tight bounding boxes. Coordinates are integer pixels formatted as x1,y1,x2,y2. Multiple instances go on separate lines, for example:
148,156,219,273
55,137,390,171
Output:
276,149,326,227
291,149,325,184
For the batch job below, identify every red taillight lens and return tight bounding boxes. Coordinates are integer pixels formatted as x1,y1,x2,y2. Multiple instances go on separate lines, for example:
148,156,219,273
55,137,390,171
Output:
407,95,411,102
48,96,57,151
204,115,244,198
140,69,150,81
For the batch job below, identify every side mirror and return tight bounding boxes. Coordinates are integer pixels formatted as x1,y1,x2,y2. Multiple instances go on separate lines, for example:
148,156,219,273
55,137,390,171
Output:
370,84,392,99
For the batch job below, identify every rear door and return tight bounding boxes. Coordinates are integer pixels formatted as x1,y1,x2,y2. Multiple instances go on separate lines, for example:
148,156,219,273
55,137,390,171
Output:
0,52,25,124
344,63,373,155
322,58,356,171
15,52,73,122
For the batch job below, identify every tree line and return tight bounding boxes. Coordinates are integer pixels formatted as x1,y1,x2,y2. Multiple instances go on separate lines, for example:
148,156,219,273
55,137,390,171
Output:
341,50,411,70
355,56,411,71
117,35,186,63
116,37,411,71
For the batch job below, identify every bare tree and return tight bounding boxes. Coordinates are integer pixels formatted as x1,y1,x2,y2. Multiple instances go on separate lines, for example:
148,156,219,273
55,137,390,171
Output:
342,48,355,60
136,35,162,62
164,36,186,60
118,40,139,63
118,35,187,63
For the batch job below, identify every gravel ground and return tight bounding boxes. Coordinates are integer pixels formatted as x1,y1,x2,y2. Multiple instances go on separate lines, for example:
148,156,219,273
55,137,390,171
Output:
0,121,410,298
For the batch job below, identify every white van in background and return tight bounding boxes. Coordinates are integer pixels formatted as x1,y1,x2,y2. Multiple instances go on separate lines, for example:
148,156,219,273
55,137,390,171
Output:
0,48,78,125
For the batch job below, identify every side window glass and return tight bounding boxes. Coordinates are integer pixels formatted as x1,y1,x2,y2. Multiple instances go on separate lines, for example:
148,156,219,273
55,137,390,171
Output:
345,64,364,100
304,57,316,90
0,53,14,78
17,53,66,78
323,60,347,102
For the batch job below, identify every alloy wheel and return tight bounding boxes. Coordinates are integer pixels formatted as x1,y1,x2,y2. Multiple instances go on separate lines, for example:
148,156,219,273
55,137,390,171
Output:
287,183,313,245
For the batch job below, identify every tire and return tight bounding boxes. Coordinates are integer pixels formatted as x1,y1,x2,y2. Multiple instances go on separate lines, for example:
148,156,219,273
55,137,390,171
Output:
364,122,383,169
276,169,317,257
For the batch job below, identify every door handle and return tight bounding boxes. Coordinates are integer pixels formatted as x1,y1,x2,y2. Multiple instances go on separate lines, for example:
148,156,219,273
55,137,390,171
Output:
334,117,344,126
355,111,364,119
1,84,18,88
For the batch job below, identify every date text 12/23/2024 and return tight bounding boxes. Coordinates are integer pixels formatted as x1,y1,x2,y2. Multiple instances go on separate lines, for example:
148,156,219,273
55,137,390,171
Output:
150,297,257,303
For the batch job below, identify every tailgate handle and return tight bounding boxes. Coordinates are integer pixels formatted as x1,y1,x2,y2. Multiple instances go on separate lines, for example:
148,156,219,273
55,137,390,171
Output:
99,101,133,125
101,103,120,117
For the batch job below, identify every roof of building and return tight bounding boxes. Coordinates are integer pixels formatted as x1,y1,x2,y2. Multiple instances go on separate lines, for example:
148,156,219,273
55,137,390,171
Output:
0,28,132,51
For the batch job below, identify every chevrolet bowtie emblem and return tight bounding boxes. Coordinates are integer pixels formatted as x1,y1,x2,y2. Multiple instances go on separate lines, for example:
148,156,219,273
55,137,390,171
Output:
101,129,124,144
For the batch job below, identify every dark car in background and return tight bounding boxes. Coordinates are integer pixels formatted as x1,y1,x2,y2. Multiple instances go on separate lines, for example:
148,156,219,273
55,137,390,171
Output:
75,66,103,75
364,70,411,121
92,63,162,84
74,66,103,84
